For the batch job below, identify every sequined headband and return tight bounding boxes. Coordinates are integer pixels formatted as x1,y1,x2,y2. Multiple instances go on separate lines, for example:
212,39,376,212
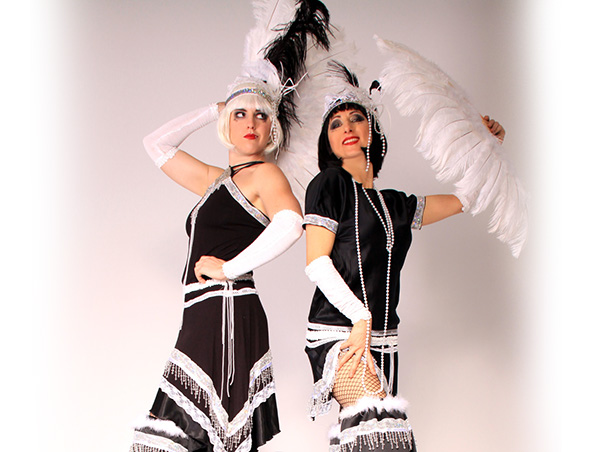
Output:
225,86,279,108
322,88,387,169
322,91,378,124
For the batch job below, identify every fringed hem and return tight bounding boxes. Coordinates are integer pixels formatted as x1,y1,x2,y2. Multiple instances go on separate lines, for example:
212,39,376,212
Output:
150,348,276,452
339,427,414,452
308,341,343,419
334,395,415,451
160,371,275,451
163,358,275,418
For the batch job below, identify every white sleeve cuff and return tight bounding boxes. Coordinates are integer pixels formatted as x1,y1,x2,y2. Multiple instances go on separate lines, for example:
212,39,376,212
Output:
305,255,371,324
222,209,303,279
143,103,219,168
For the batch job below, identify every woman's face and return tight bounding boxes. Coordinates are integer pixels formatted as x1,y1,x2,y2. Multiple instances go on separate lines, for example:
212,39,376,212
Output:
228,107,272,156
327,108,369,162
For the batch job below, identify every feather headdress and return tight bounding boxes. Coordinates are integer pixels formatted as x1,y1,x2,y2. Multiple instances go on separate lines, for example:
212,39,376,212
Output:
275,27,365,202
226,0,330,150
374,37,527,257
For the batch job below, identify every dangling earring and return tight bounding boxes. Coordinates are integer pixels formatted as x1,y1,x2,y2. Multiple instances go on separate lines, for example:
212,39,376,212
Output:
373,114,386,157
272,119,279,147
268,119,280,160
365,115,372,172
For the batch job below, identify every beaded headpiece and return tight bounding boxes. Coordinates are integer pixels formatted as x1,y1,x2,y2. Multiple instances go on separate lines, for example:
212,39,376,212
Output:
224,0,330,152
322,61,386,171
226,85,277,107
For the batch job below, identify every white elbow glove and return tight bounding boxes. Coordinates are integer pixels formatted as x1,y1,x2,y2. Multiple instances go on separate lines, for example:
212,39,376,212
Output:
143,103,219,168
305,255,371,324
222,210,303,279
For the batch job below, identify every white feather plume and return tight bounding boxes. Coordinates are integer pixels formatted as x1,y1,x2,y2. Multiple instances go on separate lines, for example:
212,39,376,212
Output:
375,36,527,257
227,0,297,96
277,26,359,204
244,0,296,64
243,1,296,76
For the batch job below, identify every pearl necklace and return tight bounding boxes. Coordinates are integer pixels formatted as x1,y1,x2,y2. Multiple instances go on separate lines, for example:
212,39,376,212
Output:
352,177,395,395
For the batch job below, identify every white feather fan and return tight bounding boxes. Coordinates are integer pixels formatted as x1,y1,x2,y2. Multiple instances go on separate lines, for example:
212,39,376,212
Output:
375,36,527,257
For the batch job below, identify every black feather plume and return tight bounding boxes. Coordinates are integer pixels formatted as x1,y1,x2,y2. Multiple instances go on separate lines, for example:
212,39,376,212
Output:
263,0,332,148
327,60,360,88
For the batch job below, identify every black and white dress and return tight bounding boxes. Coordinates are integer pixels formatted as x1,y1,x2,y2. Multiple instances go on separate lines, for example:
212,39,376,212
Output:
303,167,425,451
131,168,280,452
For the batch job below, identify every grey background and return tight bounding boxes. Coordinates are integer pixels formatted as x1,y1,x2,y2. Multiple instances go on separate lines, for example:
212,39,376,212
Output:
5,1,587,451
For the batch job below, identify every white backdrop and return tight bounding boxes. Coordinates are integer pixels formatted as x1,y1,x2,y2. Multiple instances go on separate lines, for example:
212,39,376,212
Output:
5,1,590,451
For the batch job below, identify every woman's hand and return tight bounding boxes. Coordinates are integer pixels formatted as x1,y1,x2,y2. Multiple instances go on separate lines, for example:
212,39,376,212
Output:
482,115,506,142
194,256,227,283
338,318,375,377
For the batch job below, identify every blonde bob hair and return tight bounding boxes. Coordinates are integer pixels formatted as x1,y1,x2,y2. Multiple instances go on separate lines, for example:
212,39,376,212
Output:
217,92,283,154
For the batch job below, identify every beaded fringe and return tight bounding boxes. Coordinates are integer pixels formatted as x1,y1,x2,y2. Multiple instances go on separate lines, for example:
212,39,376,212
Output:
330,396,415,451
340,428,414,452
308,342,342,419
309,388,334,419
131,445,174,452
163,360,274,451
129,430,188,452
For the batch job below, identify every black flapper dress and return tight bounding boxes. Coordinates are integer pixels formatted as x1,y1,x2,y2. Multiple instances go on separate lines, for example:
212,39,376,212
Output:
303,167,425,451
131,168,280,452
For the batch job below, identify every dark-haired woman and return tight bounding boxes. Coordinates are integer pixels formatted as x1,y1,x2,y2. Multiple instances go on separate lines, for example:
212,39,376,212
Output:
303,97,504,451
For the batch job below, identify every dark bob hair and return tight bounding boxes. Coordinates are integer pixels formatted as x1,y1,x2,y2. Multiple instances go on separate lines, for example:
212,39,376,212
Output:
317,102,388,178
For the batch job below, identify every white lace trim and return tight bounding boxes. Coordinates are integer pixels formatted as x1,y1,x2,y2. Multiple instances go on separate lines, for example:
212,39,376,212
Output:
130,431,188,452
223,178,270,227
308,341,342,419
184,276,253,295
159,377,275,452
183,287,258,309
159,348,275,451
306,323,399,351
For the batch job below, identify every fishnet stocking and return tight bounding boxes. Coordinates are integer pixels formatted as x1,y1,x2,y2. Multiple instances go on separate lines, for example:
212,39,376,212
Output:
333,352,386,408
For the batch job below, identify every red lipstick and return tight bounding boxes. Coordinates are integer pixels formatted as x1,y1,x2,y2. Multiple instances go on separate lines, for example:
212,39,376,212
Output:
342,136,359,145
244,133,257,140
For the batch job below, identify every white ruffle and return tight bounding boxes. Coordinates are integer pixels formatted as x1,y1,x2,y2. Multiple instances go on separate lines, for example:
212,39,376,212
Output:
132,415,188,439
339,395,409,420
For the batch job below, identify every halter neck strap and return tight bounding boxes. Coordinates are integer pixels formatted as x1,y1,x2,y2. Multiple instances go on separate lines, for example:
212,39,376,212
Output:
230,160,265,176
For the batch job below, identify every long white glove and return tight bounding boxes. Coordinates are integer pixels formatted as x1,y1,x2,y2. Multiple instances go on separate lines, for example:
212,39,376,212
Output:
222,209,303,279
305,255,371,324
143,103,219,168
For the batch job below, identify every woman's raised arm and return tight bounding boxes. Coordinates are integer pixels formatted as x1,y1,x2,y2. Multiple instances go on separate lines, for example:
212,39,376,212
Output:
143,103,225,196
